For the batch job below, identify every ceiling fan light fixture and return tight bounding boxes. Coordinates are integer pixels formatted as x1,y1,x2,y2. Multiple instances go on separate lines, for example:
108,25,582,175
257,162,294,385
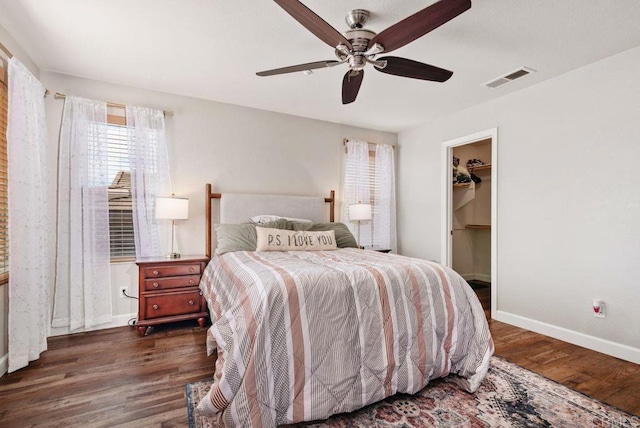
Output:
348,55,367,71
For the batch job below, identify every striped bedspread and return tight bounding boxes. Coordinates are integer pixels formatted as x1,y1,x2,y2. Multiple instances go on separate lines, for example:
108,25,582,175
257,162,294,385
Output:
197,248,493,427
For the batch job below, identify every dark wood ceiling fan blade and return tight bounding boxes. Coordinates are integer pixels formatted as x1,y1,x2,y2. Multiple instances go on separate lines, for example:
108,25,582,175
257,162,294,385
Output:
375,56,453,82
274,0,352,50
342,70,364,104
256,60,341,76
370,0,471,53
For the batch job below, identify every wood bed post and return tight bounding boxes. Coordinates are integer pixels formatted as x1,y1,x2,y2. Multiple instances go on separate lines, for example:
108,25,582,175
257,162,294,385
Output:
205,183,222,258
326,190,335,222
206,184,211,258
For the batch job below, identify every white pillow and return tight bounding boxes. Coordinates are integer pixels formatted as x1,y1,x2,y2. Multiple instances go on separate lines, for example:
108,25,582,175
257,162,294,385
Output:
255,227,337,251
250,214,312,225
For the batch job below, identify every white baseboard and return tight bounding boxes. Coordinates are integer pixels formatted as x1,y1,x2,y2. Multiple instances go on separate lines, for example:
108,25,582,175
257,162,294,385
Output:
461,273,492,283
494,310,640,365
0,353,7,378
49,313,137,337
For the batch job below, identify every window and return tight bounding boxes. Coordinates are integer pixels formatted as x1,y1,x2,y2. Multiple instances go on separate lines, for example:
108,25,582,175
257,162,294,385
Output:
104,112,135,260
343,148,379,246
343,140,396,250
81,101,168,261
0,58,8,283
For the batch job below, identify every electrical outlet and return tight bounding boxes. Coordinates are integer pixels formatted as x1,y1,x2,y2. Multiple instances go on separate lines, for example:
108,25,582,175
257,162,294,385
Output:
120,287,128,298
592,299,605,318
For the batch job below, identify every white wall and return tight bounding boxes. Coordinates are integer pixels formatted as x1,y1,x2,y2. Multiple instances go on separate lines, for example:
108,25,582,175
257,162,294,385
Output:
397,45,640,363
0,22,41,375
41,71,397,334
0,23,39,77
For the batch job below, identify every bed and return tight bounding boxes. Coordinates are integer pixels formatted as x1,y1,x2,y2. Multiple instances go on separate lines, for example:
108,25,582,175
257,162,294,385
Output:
197,184,494,427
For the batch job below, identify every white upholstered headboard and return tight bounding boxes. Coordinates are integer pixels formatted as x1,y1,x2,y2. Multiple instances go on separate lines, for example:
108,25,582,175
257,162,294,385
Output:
220,193,325,224
205,184,335,257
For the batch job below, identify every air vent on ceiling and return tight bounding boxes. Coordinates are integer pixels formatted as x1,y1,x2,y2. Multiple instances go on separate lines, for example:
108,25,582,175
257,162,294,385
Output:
483,67,536,89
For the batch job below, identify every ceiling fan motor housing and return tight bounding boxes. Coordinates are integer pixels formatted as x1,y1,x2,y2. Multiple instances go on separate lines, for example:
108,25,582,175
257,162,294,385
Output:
335,28,379,71
343,28,376,53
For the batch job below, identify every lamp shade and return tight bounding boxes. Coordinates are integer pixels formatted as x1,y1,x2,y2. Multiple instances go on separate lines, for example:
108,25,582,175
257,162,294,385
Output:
155,197,189,220
348,203,371,221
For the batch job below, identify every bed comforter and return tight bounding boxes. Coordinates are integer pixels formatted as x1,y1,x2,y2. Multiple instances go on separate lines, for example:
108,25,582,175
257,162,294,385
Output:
197,248,493,427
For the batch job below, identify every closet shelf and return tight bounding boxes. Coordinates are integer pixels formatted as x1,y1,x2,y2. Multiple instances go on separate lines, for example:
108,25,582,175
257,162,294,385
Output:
469,163,491,172
465,224,491,230
453,182,472,188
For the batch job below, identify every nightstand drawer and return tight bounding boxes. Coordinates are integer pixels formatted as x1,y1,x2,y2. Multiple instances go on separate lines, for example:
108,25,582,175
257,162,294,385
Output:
144,274,201,291
143,264,202,279
144,290,202,319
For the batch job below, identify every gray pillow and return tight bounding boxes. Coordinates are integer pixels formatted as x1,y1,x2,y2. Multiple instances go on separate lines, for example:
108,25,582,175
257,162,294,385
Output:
214,224,257,255
260,218,296,230
214,220,294,255
292,222,358,248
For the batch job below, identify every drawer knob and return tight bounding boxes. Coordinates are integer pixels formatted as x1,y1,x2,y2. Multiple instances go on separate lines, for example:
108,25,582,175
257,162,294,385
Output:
153,282,159,288
152,304,159,310
188,300,195,306
152,270,159,276
189,279,195,285
189,267,195,273
199,290,203,296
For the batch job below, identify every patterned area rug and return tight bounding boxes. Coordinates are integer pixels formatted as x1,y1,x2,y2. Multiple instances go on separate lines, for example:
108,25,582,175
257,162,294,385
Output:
185,356,640,427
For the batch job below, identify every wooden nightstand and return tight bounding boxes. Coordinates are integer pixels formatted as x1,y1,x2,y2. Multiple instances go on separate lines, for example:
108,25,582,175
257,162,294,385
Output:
135,255,210,336
365,247,392,253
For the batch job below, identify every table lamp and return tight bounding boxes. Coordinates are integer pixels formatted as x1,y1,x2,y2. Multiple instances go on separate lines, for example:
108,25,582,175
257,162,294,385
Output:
348,202,371,249
155,195,189,258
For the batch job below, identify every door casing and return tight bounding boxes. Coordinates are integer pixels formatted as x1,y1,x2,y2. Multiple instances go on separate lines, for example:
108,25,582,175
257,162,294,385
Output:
441,128,498,318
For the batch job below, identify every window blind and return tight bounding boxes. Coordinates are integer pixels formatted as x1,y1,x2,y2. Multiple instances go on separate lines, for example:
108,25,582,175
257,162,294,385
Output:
0,59,8,283
343,148,381,246
105,121,136,259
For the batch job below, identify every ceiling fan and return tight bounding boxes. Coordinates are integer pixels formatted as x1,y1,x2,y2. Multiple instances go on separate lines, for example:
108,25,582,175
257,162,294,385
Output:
256,0,472,104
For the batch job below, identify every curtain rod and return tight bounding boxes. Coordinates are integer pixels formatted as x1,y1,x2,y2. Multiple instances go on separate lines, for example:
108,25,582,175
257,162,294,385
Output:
343,138,396,149
53,92,174,117
0,42,50,97
0,41,11,59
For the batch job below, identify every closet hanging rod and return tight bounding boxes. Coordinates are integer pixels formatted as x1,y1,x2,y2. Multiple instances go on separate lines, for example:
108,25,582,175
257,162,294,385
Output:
53,92,174,117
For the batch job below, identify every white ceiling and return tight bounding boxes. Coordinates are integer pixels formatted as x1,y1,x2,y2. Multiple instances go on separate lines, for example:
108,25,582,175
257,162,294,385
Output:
1,0,640,133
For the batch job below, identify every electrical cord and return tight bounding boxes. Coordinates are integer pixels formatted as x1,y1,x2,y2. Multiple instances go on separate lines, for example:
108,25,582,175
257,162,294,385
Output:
122,289,138,299
121,290,138,327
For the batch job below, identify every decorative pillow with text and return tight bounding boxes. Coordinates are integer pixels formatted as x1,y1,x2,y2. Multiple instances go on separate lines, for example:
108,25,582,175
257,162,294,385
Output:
255,227,337,251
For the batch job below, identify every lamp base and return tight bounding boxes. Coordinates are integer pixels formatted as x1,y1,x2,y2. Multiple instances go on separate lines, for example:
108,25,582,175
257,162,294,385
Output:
166,252,181,259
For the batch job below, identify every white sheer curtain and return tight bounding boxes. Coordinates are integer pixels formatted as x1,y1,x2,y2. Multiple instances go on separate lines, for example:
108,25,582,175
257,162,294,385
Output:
343,140,372,246
7,58,53,372
342,139,397,251
374,143,397,253
52,96,112,332
126,106,171,258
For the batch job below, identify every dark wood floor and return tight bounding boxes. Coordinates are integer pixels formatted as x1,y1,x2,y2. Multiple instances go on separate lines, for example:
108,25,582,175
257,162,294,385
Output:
0,321,215,427
0,287,638,427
